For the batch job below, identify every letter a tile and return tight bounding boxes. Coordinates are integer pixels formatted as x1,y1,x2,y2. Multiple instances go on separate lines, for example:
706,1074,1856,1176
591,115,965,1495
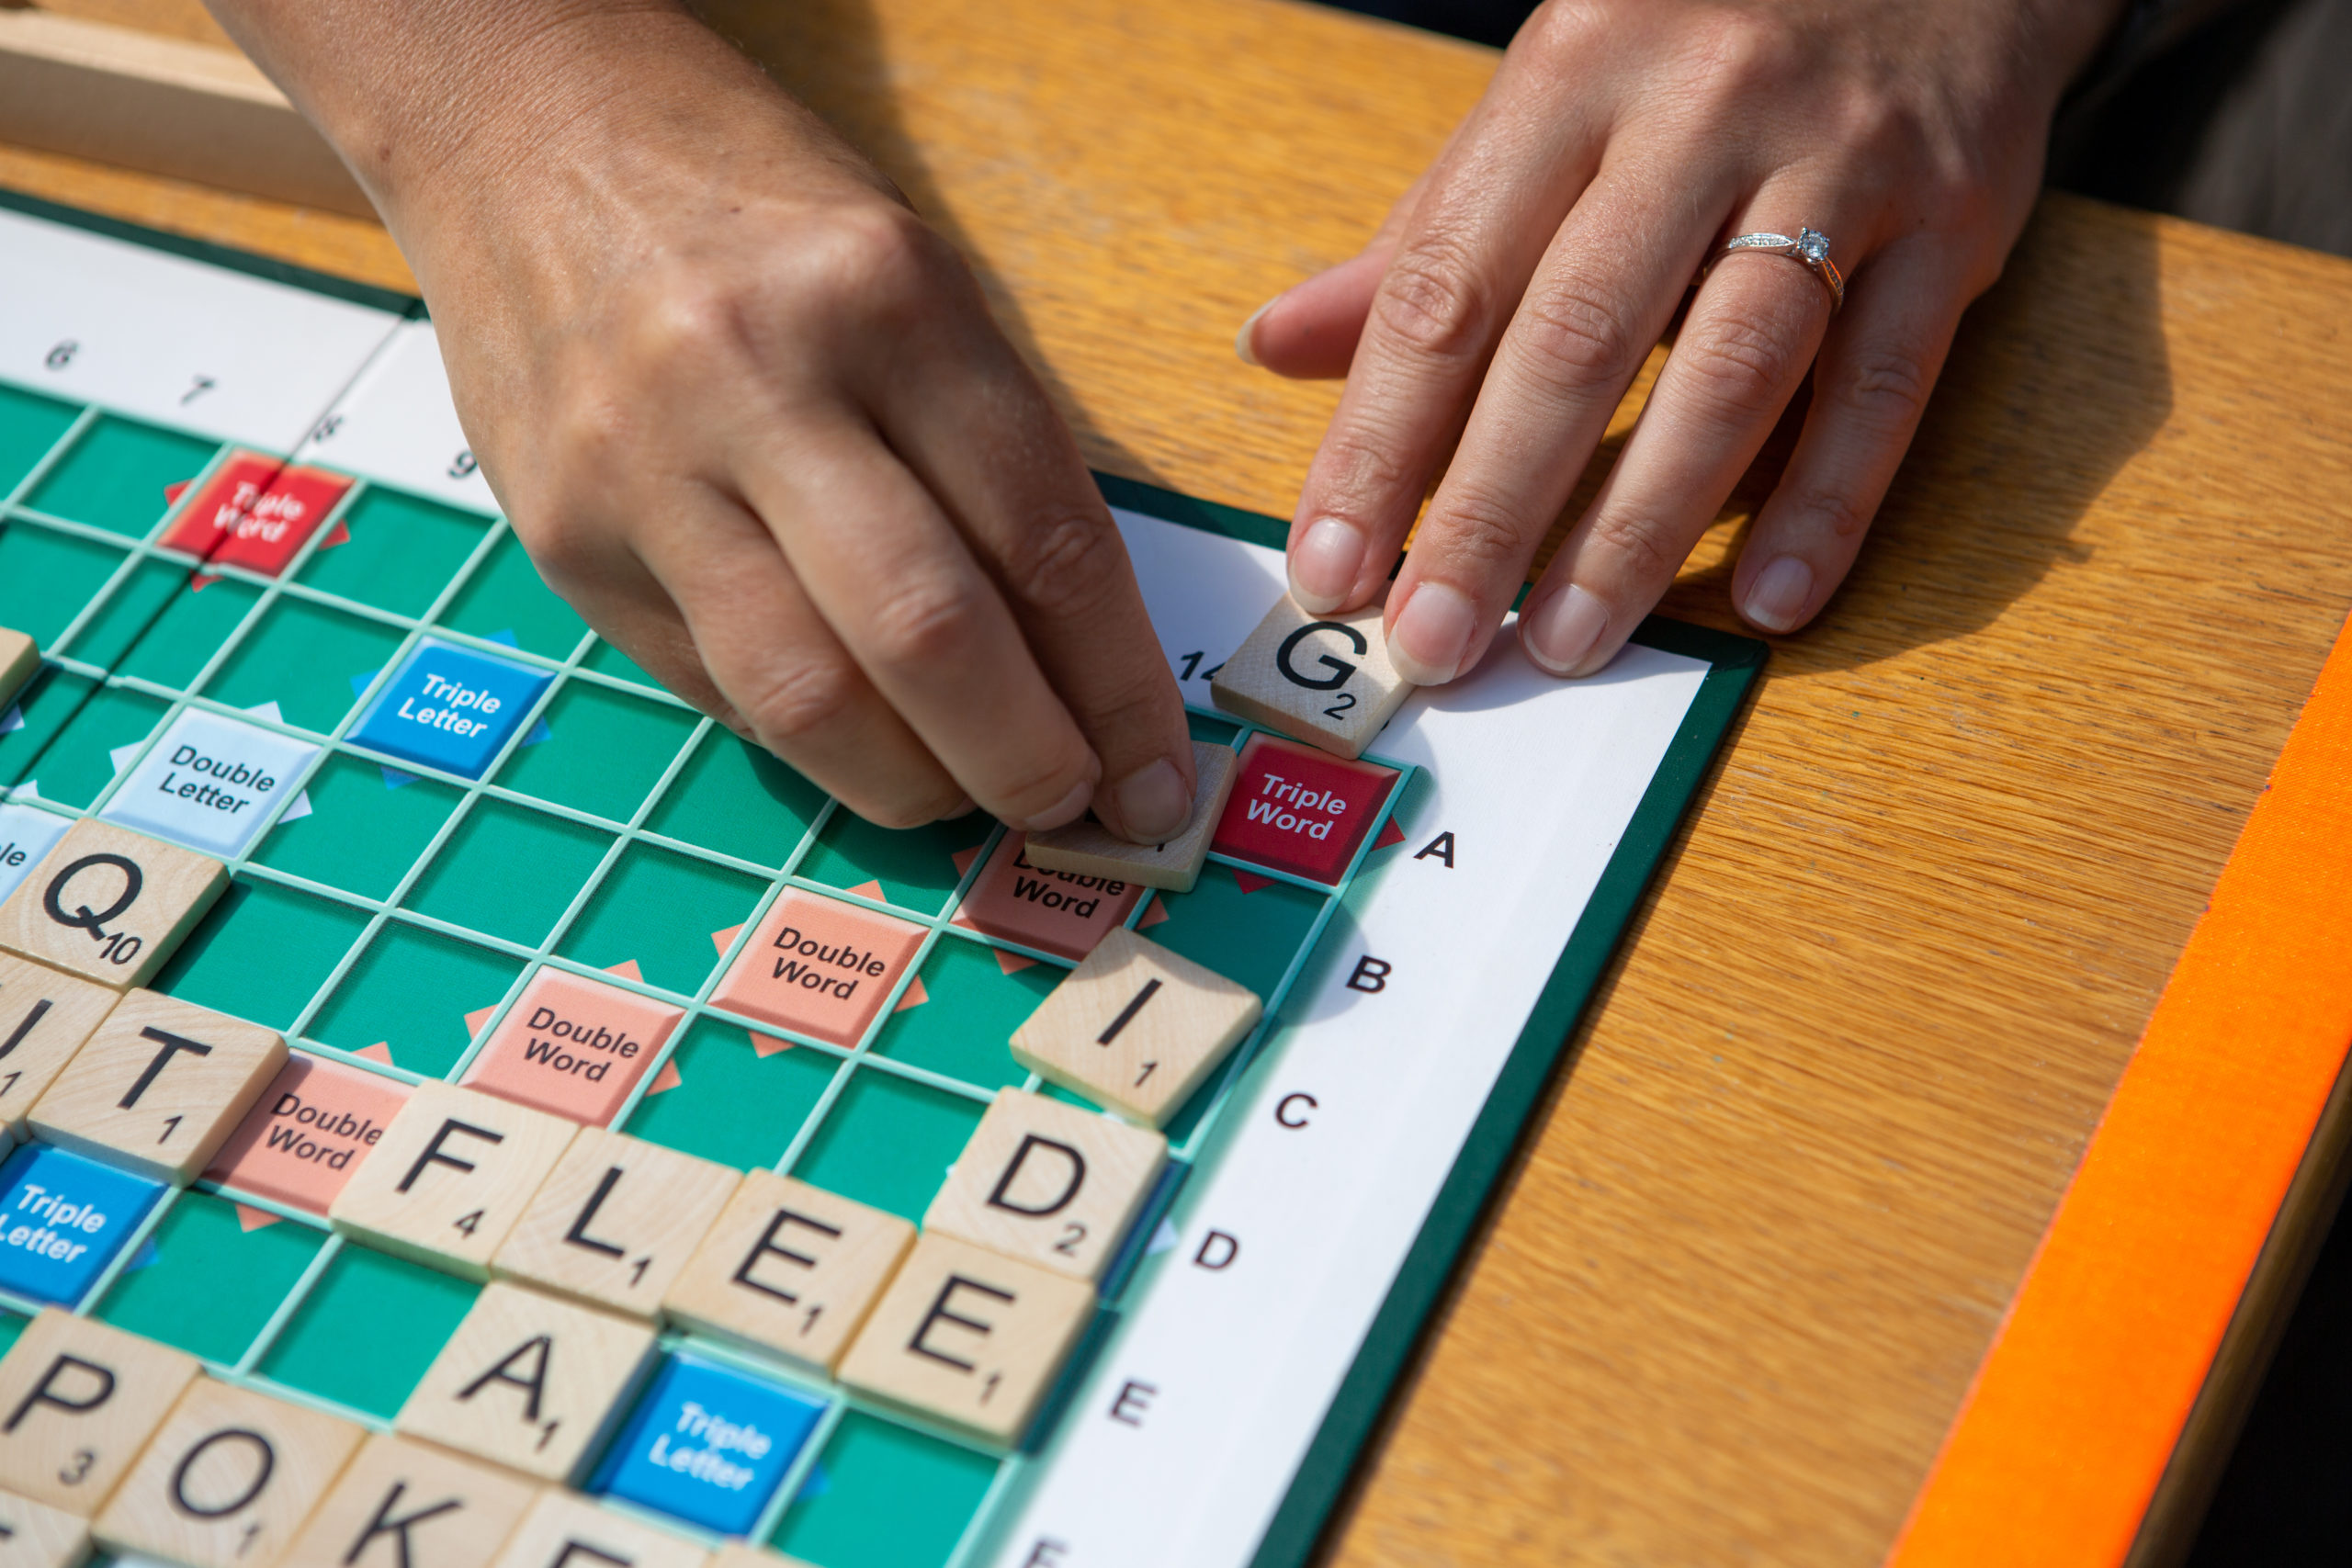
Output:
0,820,227,989
1022,742,1239,894
1010,927,1261,1126
283,1431,538,1568
836,1232,1094,1449
328,1081,577,1278
94,1378,364,1568
395,1280,657,1483
28,991,286,1185
492,1130,739,1318
1209,593,1415,760
0,1310,199,1515
923,1088,1166,1281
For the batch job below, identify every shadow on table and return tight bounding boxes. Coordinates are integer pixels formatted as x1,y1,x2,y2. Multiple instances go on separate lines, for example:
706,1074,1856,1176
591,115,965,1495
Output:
1655,193,2176,671
689,0,1159,488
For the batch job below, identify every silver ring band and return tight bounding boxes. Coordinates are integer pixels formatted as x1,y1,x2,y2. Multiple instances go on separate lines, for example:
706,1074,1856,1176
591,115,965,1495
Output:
1710,227,1844,312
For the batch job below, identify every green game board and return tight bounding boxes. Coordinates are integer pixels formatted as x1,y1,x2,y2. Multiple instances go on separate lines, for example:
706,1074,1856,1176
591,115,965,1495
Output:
0,188,1763,1568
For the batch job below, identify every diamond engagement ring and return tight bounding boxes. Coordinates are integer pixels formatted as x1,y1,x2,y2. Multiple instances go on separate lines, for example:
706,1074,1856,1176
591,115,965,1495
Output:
1711,227,1845,312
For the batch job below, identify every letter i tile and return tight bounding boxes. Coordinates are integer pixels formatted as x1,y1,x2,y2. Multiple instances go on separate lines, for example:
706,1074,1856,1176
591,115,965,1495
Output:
707,889,924,1047
923,1088,1166,1281
0,955,121,1140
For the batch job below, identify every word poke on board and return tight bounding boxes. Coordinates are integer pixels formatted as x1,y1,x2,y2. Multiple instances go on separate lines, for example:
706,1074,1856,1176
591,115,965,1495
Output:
0,187,1760,1568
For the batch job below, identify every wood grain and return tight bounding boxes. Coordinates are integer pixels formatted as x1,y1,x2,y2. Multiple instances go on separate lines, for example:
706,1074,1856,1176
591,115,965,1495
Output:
8,0,2352,1562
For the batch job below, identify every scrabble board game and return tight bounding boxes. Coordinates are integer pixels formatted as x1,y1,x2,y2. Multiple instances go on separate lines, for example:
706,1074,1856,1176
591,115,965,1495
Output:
0,188,1761,1568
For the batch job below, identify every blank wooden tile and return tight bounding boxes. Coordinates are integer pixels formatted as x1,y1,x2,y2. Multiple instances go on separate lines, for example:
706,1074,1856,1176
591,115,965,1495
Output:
660,1170,914,1375
328,1081,577,1278
0,633,36,719
28,991,286,1185
281,1431,537,1568
0,957,118,1138
1021,741,1239,893
1009,927,1262,1126
94,1377,364,1568
0,1308,200,1514
487,1491,707,1568
1210,593,1415,759
0,819,228,990
836,1231,1094,1449
0,1486,88,1568
395,1280,657,1484
492,1130,739,1319
923,1088,1166,1281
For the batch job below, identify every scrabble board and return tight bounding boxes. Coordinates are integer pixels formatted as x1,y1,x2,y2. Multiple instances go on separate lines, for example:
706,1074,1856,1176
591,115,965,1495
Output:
0,187,1761,1568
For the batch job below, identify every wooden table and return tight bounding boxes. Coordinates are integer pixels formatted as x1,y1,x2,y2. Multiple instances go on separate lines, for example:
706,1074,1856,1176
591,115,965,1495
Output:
8,1,2352,1562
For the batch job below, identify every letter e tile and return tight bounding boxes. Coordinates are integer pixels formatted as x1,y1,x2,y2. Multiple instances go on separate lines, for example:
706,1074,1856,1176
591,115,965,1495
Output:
485,1490,707,1568
923,1089,1165,1281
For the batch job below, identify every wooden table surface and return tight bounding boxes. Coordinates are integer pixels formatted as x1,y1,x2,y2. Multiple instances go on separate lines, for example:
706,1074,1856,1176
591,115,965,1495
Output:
11,1,2352,1562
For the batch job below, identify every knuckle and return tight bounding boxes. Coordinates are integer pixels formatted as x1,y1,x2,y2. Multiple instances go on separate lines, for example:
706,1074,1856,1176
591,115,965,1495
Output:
806,205,964,330
739,657,861,749
624,273,753,373
1373,234,1494,361
1429,489,1540,576
865,575,982,669
1834,344,1933,431
1582,509,1681,584
1516,281,1642,390
1679,304,1805,421
1002,507,1125,617
1788,485,1876,543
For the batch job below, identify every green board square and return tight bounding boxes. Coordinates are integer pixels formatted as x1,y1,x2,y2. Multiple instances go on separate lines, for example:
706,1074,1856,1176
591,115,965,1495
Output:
97,1191,324,1363
772,1410,997,1568
644,731,826,870
577,637,662,691
0,523,126,647
403,799,615,949
259,1244,478,1418
56,557,186,670
0,667,93,788
0,384,77,496
790,1066,984,1222
1152,862,1327,1001
1187,709,1242,747
0,1314,26,1362
112,574,263,690
22,416,216,538
798,810,990,917
249,752,460,900
306,920,522,1077
295,486,491,616
20,682,167,807
622,1019,837,1170
436,532,588,659
555,841,763,998
870,935,1057,1092
494,679,697,824
155,877,370,1030
204,599,406,736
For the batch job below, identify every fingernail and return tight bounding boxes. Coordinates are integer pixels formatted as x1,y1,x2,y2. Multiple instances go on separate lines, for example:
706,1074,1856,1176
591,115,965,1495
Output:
1019,780,1093,834
1521,583,1609,675
1388,581,1477,685
1111,758,1190,842
1743,556,1815,633
1291,517,1363,613
1234,299,1275,367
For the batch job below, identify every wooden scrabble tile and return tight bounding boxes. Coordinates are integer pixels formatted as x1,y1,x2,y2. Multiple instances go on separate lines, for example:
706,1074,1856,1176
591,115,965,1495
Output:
0,633,36,719
487,1490,707,1568
328,1080,577,1278
0,1486,89,1568
0,957,118,1138
1009,927,1262,1126
0,1308,200,1514
93,1377,364,1568
28,991,286,1185
1021,742,1239,894
660,1170,914,1374
0,819,228,990
281,1431,537,1568
492,1130,738,1319
1209,593,1415,759
836,1231,1094,1449
394,1280,657,1483
923,1088,1166,1281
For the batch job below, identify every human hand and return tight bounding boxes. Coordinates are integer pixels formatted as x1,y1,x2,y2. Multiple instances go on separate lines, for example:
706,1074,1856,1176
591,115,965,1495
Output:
1239,0,2126,680
210,1,1195,839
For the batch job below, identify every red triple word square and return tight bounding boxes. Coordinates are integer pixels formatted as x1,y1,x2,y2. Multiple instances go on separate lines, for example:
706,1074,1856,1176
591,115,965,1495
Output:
1211,731,1398,885
160,451,352,577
